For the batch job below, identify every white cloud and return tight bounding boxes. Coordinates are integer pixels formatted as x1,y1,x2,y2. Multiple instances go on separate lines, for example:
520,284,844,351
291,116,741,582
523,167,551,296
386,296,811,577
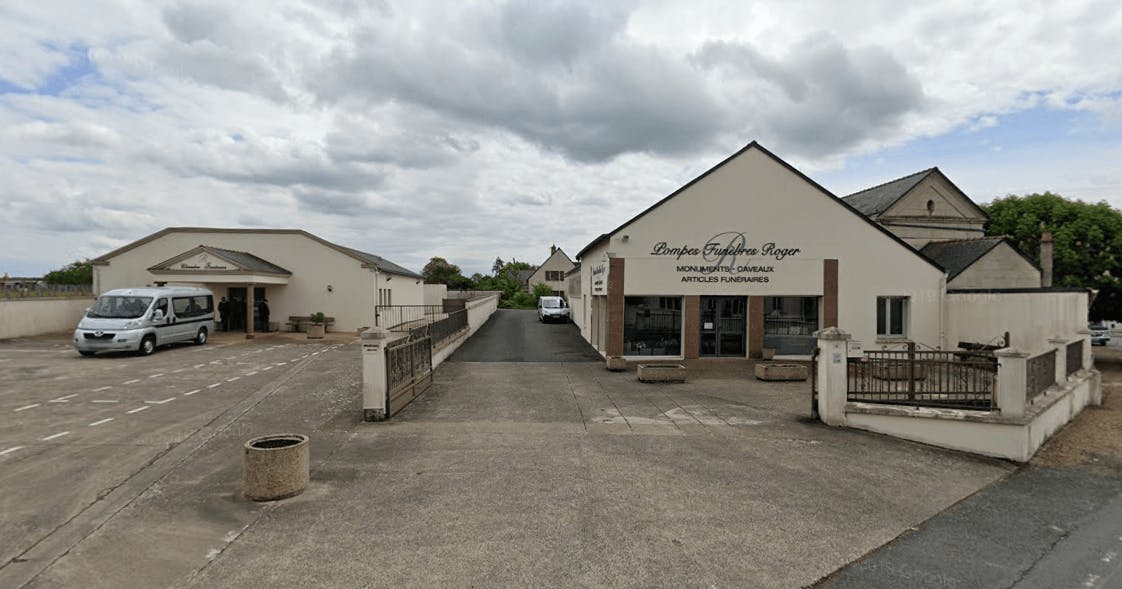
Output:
0,0,1120,277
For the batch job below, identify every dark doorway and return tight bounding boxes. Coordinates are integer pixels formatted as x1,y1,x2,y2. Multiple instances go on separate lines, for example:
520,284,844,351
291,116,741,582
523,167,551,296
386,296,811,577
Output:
700,297,747,357
226,287,266,332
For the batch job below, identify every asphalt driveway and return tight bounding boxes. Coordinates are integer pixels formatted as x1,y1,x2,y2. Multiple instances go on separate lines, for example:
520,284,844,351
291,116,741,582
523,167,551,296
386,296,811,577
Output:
448,309,602,362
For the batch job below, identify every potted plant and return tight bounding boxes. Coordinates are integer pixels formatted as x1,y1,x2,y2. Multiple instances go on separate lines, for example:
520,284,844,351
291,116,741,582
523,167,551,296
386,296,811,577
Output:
307,312,326,339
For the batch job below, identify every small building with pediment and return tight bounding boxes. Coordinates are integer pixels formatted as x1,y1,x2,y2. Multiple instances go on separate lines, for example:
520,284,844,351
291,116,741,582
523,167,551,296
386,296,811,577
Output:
91,228,423,334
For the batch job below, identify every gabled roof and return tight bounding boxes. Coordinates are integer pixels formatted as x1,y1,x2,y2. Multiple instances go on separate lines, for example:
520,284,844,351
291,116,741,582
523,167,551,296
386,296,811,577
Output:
92,227,422,279
842,167,990,220
516,269,535,284
919,237,1039,280
842,168,933,216
148,245,291,275
575,141,944,273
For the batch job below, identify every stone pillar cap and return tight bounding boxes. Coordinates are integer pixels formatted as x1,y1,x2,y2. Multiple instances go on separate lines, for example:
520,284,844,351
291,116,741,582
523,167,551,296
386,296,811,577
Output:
814,327,851,340
994,346,1030,358
361,327,390,340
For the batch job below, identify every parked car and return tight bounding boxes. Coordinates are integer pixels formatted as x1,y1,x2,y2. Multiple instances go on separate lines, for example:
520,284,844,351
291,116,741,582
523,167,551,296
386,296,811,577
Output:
537,296,570,323
74,287,215,356
1089,322,1111,346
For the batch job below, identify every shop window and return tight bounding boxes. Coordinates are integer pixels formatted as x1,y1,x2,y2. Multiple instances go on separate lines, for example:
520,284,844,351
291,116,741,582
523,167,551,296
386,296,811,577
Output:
623,296,682,356
762,296,819,355
877,297,909,338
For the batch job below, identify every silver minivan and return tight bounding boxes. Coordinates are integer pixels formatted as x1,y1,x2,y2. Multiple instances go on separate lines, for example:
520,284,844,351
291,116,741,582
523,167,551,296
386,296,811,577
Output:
74,287,216,356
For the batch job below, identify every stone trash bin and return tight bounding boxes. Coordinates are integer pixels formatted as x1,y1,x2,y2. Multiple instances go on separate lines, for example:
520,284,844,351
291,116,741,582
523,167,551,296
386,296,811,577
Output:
243,434,310,501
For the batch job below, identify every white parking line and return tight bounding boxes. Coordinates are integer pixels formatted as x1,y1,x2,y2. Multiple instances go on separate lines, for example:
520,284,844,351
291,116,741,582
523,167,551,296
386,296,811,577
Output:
312,351,321,356
88,418,114,427
171,368,185,373
145,397,175,404
91,399,119,403
276,362,287,366
209,360,221,365
148,373,164,379
226,376,240,382
246,371,258,376
92,386,112,392
194,364,205,368
184,389,201,396
49,394,79,403
0,446,25,456
42,431,70,441
126,406,149,414
207,383,221,389
123,379,141,385
262,366,273,371
14,403,40,412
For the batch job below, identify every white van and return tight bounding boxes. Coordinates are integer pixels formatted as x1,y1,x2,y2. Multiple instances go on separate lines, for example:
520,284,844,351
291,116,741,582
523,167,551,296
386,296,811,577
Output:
537,296,570,323
74,287,216,356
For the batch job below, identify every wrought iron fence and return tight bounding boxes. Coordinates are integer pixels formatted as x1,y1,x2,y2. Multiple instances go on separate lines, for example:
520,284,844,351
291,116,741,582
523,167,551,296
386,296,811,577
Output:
385,335,433,416
1026,349,1057,402
429,309,468,344
1066,339,1084,376
847,345,997,409
375,305,444,331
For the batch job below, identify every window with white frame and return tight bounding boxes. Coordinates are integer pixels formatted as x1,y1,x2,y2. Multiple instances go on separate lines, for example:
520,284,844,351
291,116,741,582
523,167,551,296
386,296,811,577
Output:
876,296,908,338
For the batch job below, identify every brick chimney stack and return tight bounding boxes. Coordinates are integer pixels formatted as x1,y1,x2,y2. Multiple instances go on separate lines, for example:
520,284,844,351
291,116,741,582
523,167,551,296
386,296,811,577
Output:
551,244,556,255
1040,231,1053,287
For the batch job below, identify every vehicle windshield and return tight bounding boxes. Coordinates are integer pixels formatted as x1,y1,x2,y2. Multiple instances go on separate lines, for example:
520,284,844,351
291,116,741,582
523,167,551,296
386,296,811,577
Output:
86,296,153,319
543,299,564,308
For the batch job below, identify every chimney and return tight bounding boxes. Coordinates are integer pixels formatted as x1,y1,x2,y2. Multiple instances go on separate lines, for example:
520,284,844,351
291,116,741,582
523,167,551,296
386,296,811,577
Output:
551,244,556,255
1040,231,1053,287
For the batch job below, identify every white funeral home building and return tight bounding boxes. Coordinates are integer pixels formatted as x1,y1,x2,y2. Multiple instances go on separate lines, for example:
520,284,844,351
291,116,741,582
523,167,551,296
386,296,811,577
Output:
91,228,423,335
573,142,1073,361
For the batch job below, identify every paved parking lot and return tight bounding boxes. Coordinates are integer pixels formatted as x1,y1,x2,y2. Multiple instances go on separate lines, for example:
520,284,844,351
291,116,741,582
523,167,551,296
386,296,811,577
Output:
0,318,1019,588
0,332,352,584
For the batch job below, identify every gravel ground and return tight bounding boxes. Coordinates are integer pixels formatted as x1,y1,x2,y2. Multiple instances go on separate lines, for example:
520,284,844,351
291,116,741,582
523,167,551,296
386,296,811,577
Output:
1032,348,1122,472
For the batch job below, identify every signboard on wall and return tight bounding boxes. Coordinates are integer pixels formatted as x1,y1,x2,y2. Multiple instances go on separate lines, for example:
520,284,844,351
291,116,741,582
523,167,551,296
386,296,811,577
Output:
590,261,608,295
623,231,823,296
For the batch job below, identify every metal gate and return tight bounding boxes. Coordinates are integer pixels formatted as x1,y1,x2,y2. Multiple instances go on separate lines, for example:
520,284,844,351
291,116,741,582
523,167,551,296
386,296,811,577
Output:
386,335,433,417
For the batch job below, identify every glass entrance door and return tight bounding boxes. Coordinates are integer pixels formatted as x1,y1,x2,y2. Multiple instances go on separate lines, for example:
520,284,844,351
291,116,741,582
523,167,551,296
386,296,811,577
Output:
700,297,747,357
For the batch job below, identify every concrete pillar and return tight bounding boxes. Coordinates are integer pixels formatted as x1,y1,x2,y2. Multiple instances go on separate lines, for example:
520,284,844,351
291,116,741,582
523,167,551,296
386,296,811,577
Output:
361,327,390,421
1048,336,1068,385
994,347,1029,418
823,259,838,328
683,295,700,359
748,296,764,358
815,327,850,426
245,284,256,339
607,257,625,358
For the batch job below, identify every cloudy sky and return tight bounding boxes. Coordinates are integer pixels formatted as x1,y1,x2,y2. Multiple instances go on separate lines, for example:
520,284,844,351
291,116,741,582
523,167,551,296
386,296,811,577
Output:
2,0,1121,277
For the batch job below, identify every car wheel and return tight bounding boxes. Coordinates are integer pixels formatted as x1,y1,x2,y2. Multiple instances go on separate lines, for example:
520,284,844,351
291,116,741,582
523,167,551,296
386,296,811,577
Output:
195,327,208,345
79,351,96,357
138,335,156,356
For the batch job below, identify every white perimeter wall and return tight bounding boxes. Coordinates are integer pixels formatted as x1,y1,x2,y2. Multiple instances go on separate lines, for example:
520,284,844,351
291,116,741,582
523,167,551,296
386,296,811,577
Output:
946,291,1087,353
0,298,93,339
423,284,448,307
431,295,500,367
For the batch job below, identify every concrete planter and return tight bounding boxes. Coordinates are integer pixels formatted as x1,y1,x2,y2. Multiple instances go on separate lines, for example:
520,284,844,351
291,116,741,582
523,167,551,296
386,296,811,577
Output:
606,356,628,371
754,362,809,381
637,363,687,383
243,434,310,501
306,323,326,339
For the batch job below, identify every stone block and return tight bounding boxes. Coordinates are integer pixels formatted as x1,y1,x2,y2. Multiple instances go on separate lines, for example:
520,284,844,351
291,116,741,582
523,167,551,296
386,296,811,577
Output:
754,362,809,382
606,356,628,371
638,363,687,383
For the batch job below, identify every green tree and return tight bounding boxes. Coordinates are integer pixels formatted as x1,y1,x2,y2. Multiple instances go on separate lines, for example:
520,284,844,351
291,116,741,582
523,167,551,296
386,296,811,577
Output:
983,192,1122,318
43,260,93,285
422,256,466,286
532,282,554,299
